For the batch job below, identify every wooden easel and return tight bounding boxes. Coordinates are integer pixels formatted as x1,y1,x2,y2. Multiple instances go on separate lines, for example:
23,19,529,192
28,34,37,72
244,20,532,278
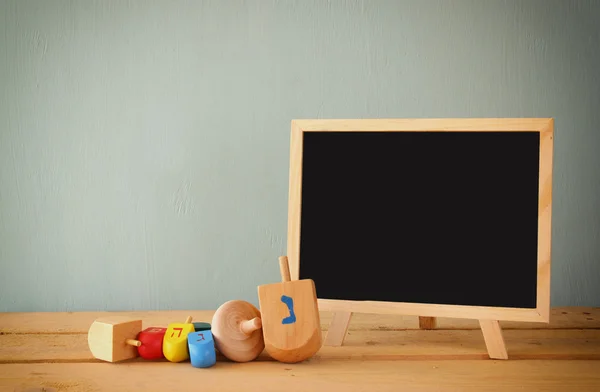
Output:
286,118,553,362
324,313,508,359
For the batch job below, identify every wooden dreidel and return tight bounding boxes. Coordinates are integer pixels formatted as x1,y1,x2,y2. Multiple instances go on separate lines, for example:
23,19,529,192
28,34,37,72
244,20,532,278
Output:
211,300,264,362
87,317,143,362
163,316,195,363
137,327,167,360
257,256,322,363
188,330,217,368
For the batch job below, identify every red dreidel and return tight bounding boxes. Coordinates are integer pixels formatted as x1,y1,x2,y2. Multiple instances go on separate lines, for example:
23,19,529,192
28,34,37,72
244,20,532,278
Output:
137,327,167,360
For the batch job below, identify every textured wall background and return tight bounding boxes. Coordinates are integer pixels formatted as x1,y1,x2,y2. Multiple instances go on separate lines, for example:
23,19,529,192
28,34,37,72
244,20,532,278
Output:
1,0,599,312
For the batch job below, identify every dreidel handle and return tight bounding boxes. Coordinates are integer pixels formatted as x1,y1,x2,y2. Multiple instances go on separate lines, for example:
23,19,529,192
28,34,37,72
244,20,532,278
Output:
240,317,262,335
279,256,291,282
125,339,142,347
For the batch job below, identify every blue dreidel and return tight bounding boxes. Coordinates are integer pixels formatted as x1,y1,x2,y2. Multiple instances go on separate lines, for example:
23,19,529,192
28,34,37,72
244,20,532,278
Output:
188,331,216,368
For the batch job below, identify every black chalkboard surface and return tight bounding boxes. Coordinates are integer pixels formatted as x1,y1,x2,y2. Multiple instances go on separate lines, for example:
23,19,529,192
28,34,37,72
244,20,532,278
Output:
298,131,540,309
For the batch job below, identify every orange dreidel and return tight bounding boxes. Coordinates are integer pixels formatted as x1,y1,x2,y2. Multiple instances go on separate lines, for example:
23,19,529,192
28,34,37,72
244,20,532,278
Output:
163,316,195,363
257,256,322,363
212,300,264,362
87,317,143,362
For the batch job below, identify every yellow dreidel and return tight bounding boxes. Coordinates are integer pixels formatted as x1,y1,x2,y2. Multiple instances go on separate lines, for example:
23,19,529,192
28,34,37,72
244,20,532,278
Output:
163,316,195,362
257,256,322,363
87,317,143,362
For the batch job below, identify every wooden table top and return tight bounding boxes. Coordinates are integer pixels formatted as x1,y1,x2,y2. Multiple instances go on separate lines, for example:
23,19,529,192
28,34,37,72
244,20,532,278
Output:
1,307,599,391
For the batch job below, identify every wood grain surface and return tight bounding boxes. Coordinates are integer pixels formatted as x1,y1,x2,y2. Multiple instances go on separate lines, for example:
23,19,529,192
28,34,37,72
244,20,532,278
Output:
0,307,598,391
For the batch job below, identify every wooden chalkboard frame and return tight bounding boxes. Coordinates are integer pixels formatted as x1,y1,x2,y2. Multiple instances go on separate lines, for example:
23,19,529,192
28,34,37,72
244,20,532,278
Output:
286,118,554,359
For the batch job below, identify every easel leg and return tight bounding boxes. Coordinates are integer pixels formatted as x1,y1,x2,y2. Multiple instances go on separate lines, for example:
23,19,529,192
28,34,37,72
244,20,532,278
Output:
324,311,353,346
419,317,436,329
479,319,508,359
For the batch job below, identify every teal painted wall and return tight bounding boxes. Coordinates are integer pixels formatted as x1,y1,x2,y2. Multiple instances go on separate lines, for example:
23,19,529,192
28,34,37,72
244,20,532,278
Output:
1,0,599,311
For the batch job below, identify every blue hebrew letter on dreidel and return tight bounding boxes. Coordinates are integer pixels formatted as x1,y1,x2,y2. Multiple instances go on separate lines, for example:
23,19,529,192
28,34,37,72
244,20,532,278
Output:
281,295,296,325
187,331,216,368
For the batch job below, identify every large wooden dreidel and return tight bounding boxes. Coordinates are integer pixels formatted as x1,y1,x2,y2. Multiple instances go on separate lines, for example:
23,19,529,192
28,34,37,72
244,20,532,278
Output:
257,256,322,363
163,316,195,363
211,300,264,362
87,317,143,362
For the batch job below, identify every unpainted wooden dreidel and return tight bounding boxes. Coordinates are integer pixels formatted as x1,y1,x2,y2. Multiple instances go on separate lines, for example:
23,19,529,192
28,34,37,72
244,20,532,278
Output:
211,300,264,362
257,256,322,363
163,316,195,363
188,330,217,368
137,327,167,360
87,317,143,362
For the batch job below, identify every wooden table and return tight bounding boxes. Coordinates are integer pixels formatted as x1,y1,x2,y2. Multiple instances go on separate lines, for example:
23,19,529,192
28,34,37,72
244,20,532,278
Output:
1,307,599,391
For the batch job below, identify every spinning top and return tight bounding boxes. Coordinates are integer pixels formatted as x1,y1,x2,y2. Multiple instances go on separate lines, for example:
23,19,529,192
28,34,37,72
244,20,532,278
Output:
87,317,143,362
137,327,167,360
188,330,217,368
163,316,195,363
257,256,322,363
211,300,264,362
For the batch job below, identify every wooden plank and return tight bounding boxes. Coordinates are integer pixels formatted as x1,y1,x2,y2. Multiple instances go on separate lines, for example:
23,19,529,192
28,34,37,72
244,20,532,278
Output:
317,299,544,323
0,310,216,334
2,329,598,363
293,118,554,132
419,317,436,329
320,329,600,361
1,361,600,392
347,307,599,330
287,119,303,282
536,125,554,322
1,307,598,334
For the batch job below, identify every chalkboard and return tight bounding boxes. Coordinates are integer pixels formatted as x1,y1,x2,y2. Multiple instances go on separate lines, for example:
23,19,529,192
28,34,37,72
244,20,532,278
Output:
287,119,553,324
